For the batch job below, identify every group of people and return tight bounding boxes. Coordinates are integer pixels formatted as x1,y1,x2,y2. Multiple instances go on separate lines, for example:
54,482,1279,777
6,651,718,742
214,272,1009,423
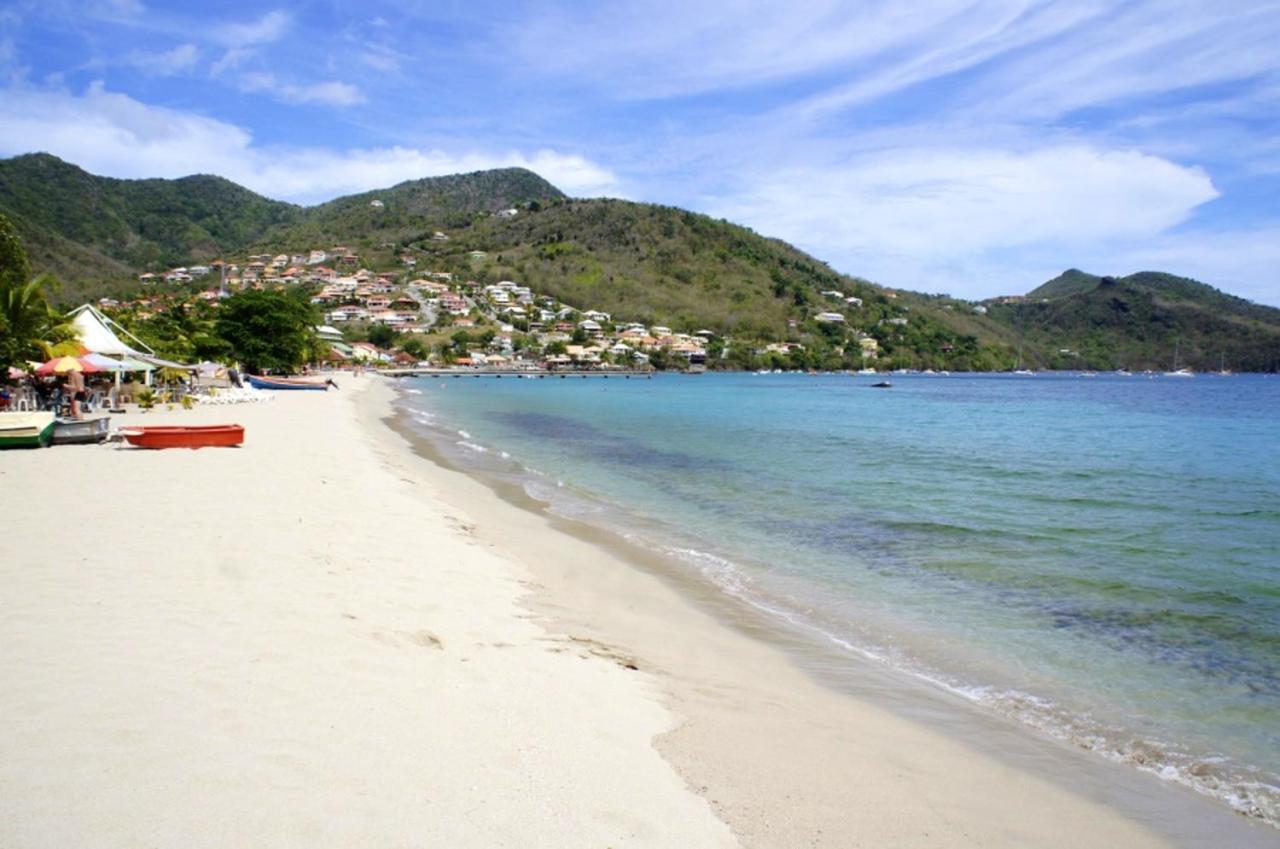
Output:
0,368,104,420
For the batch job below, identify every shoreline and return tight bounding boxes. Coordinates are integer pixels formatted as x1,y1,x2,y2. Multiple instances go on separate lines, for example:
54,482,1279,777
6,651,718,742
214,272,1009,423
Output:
0,375,1272,847
371,376,1279,848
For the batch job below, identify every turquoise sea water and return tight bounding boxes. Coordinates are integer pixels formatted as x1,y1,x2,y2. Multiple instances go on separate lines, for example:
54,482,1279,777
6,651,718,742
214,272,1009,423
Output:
398,372,1280,823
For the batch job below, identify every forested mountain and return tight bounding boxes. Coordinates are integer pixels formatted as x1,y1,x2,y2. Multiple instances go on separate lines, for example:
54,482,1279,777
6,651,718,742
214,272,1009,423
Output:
2,152,1277,370
0,153,300,279
987,271,1280,371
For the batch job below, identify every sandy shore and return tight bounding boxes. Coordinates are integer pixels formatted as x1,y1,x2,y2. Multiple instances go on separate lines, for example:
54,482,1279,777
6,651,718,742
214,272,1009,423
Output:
1,376,1272,847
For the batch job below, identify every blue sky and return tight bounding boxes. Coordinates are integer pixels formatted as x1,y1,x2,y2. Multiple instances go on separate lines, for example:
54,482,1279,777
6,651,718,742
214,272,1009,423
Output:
2,0,1278,304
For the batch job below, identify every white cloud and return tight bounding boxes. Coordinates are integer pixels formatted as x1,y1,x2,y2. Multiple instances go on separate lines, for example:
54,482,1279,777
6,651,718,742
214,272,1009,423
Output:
238,72,365,107
1100,227,1280,307
0,82,619,203
219,10,291,46
709,145,1223,297
210,47,252,77
124,43,199,77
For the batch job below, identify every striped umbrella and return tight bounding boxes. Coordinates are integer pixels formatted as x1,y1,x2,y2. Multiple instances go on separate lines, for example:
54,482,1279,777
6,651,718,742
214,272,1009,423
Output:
35,356,103,375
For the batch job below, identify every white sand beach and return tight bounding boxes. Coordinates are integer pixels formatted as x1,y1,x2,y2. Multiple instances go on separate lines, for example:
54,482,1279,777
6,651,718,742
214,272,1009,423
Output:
0,376,1267,847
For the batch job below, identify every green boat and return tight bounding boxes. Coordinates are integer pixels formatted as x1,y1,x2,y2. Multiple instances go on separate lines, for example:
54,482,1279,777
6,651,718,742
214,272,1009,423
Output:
0,411,56,448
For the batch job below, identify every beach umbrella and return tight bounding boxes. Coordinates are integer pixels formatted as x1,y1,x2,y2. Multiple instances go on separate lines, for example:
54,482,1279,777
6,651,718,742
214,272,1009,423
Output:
81,353,130,372
35,356,102,375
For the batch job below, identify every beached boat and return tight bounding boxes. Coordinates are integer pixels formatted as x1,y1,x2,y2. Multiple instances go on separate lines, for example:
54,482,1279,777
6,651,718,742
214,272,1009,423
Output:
120,424,244,449
51,416,111,445
247,375,332,391
0,411,55,448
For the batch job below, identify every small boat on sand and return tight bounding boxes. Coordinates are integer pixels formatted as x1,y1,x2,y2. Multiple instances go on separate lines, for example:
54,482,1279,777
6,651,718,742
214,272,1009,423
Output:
0,411,56,448
51,416,111,445
120,424,245,449
248,375,334,391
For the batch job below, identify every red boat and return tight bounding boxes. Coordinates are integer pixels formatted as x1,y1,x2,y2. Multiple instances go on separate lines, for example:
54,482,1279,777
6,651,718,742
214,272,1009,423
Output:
120,424,245,449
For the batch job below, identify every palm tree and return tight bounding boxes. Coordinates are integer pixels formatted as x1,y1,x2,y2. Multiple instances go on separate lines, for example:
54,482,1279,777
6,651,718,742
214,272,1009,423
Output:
0,274,78,372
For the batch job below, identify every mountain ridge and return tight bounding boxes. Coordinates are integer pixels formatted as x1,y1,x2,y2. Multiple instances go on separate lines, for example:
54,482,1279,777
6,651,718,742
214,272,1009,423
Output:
2,152,1277,370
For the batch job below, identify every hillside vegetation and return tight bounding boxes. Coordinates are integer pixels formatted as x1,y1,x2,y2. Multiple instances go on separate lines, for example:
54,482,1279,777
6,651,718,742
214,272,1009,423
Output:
0,153,299,283
1,152,1277,370
988,272,1280,371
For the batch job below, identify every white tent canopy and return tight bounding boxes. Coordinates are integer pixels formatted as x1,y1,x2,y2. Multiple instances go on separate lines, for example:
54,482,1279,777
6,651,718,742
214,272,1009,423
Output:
67,304,167,387
68,304,153,358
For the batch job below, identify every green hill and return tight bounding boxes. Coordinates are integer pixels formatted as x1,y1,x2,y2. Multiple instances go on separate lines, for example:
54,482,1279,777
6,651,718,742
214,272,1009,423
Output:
1,152,1276,370
985,271,1280,370
0,153,300,283
1027,268,1102,300
262,167,567,248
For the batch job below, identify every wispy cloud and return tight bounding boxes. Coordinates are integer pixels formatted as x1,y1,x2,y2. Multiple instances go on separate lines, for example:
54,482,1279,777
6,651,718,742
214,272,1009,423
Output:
209,46,251,77
238,73,365,107
123,42,198,76
0,81,620,202
218,10,291,46
709,145,1219,295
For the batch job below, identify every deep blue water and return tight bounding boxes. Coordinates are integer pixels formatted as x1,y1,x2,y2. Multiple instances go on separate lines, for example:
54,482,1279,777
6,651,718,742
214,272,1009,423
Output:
398,371,1280,822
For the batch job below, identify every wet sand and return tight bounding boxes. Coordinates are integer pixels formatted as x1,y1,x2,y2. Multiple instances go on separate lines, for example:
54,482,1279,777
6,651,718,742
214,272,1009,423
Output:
376,377,1279,849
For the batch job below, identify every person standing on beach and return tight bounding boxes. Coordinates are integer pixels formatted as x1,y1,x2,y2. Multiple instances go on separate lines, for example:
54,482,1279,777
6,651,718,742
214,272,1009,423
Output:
66,367,86,420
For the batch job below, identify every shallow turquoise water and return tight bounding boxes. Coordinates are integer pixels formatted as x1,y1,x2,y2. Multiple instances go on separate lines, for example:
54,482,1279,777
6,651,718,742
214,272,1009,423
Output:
399,372,1280,821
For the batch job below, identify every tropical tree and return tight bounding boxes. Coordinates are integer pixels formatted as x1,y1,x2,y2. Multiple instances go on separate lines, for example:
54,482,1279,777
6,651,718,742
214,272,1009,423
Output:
0,215,79,375
215,288,318,374
0,212,31,291
127,300,230,362
367,322,399,349
0,274,79,372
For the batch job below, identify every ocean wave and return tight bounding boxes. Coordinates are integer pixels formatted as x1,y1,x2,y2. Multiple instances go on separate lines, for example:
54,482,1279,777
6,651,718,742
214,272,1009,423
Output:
456,440,487,453
604,534,1280,827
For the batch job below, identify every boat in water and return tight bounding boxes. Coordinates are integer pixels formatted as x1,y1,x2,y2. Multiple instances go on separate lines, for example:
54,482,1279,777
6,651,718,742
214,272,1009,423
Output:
120,424,245,449
51,416,111,445
1164,341,1194,377
0,411,55,448
247,375,334,391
